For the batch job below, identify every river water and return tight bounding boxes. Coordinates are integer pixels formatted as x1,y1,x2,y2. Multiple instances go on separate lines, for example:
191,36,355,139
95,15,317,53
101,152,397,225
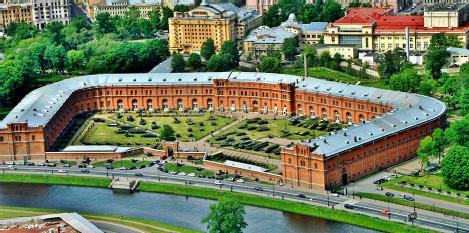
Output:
0,183,378,233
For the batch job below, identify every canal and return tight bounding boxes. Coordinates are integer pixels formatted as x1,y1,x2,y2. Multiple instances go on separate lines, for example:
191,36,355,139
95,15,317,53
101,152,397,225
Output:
0,183,378,233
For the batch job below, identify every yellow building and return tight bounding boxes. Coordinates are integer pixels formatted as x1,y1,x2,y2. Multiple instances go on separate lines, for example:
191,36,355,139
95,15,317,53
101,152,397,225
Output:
324,6,469,53
0,2,32,31
93,2,161,19
169,0,261,54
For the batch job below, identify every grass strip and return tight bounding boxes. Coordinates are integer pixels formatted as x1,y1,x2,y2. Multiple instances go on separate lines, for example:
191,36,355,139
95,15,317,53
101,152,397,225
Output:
0,173,436,233
0,205,199,233
356,192,469,219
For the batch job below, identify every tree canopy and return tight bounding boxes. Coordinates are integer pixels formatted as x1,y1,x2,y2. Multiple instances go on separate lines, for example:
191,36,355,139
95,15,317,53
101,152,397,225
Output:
377,48,409,82
445,115,469,147
202,199,247,233
440,145,469,190
220,40,239,69
259,56,283,73
282,38,298,61
160,124,176,141
201,39,216,61
171,53,185,72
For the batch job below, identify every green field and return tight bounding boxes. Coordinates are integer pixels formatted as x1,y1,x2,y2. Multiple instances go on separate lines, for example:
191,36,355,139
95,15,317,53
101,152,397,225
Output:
284,67,390,89
78,113,235,146
0,173,435,233
92,159,152,168
380,175,469,206
164,163,214,176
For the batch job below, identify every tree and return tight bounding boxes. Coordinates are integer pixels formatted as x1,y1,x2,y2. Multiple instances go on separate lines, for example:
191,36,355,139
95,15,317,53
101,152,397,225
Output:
202,199,247,233
445,115,469,147
417,136,434,170
160,124,176,141
440,145,469,190
44,21,65,44
187,53,202,69
201,38,216,61
459,88,469,115
318,0,344,22
282,38,298,61
377,48,408,82
259,56,282,73
148,9,161,30
173,4,189,12
431,128,446,163
66,49,87,74
160,7,173,30
389,67,421,93
5,21,38,39
425,47,448,79
207,54,229,72
419,76,438,96
262,4,284,27
330,52,342,70
94,12,116,35
319,51,332,67
171,53,185,72
220,40,239,68
44,45,66,73
460,62,469,73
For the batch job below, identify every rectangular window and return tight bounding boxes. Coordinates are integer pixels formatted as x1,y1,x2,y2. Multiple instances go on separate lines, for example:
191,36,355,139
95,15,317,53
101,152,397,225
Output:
0,136,3,142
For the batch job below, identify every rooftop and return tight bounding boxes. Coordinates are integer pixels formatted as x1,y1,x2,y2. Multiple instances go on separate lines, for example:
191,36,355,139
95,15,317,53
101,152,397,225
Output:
447,47,469,55
0,72,445,158
424,3,468,12
224,160,268,172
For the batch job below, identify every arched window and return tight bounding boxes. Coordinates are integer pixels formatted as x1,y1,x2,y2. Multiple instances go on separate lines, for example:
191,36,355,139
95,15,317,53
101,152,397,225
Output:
192,98,198,110
334,110,339,123
207,98,213,110
322,108,327,120
297,104,303,115
263,103,268,113
242,101,248,112
346,112,352,125
147,99,153,110
231,101,236,112
132,99,138,111
300,160,305,166
283,105,287,115
177,99,183,110
162,99,168,109
273,104,278,114
117,99,124,111
288,158,292,164
252,101,259,112
309,106,315,118
359,114,365,124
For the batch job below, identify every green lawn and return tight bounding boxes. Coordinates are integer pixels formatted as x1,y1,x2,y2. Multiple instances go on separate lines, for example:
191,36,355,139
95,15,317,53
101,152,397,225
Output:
284,67,390,89
164,163,214,176
0,173,435,233
0,205,199,233
92,159,151,168
356,192,469,219
380,175,469,206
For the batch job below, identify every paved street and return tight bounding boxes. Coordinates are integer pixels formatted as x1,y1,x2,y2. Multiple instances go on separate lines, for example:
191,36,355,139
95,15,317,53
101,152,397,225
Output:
2,166,468,233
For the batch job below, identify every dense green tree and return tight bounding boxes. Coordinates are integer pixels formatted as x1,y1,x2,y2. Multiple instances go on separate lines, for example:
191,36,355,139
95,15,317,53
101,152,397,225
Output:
160,7,173,30
207,54,229,72
187,53,202,69
319,0,344,22
44,21,65,44
419,76,438,96
262,4,284,27
66,49,87,74
425,47,448,79
319,51,332,67
389,67,421,93
377,48,408,82
330,52,342,70
160,124,176,141
201,39,216,61
431,128,446,163
440,145,469,190
94,12,116,35
459,62,469,73
259,56,282,73
459,88,469,115
5,21,38,39
173,4,190,12
202,199,247,233
148,9,161,30
417,136,435,170
445,115,469,147
171,53,185,72
220,40,239,68
44,45,66,73
301,45,318,67
282,38,298,61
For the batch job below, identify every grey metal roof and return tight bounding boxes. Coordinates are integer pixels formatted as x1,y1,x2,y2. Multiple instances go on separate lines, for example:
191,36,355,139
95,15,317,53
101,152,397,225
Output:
300,22,328,32
0,72,445,158
447,47,469,55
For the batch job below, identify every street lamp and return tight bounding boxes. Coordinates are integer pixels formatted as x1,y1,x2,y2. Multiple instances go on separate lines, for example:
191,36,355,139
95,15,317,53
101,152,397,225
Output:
413,190,416,211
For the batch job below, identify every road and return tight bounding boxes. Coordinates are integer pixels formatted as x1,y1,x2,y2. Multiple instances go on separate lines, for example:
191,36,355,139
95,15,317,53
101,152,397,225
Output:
1,166,468,233
91,221,143,233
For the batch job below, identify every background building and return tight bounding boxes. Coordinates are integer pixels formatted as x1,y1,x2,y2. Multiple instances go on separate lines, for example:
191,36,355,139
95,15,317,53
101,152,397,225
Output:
246,0,275,15
0,0,32,32
169,0,261,54
31,0,71,29
93,0,162,19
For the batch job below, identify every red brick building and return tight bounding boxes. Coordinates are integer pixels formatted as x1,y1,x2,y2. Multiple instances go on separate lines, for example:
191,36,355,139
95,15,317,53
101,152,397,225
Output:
0,72,446,189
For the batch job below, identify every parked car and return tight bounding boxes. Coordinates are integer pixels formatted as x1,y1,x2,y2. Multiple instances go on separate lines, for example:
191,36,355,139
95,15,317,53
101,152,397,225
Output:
187,173,196,177
106,165,114,170
135,173,143,177
385,192,395,197
227,177,235,182
214,180,223,185
5,161,15,165
297,194,306,198
344,204,354,209
254,187,264,191
373,178,386,185
62,164,71,168
331,193,339,197
7,165,15,170
139,164,146,169
46,163,56,167
118,167,127,170
78,164,86,168
403,195,414,201
178,172,187,176
235,179,245,183
37,163,46,167
86,165,94,168
57,169,67,173
81,169,90,173
380,209,390,216
129,166,137,170
169,171,177,175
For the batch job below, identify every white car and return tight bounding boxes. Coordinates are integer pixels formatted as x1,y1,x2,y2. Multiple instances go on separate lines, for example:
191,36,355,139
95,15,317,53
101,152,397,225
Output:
187,173,196,177
227,177,235,182
331,193,339,197
214,180,223,185
5,161,15,165
169,171,177,175
37,163,46,166
178,172,187,176
62,164,71,168
7,165,15,169
235,179,245,183
57,169,67,173
118,167,127,170
86,165,94,168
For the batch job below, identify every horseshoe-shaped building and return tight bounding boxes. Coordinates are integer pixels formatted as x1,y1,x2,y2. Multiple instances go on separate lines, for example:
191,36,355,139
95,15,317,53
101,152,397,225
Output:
0,72,446,189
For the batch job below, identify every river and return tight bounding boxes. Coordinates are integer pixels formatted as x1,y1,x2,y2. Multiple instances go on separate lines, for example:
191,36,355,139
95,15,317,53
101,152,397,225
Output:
0,183,378,233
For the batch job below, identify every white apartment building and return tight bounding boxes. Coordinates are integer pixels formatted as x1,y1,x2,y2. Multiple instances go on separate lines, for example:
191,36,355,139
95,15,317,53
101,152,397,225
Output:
32,0,71,29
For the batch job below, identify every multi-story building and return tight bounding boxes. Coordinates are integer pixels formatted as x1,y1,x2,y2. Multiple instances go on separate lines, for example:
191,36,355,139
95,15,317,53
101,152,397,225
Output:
243,13,327,61
169,0,261,54
0,0,32,31
0,72,446,190
31,0,71,29
246,0,275,15
93,0,161,19
324,6,469,53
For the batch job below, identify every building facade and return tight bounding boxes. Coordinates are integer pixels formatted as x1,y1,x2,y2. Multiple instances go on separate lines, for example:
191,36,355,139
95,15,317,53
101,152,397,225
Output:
324,6,469,53
169,1,261,54
31,0,71,29
0,1,32,31
0,72,446,190
92,0,162,19
246,0,275,15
